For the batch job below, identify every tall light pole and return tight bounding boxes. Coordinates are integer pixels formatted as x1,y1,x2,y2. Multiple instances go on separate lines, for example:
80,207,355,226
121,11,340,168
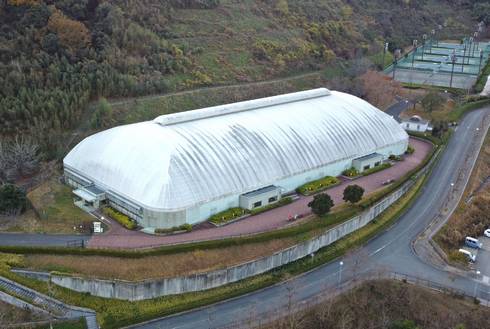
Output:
468,37,474,64
473,31,479,56
382,42,389,69
430,29,435,54
479,49,484,73
450,51,457,88
437,24,442,46
462,39,467,73
338,261,344,287
392,49,401,79
471,32,479,57
411,40,417,87
474,270,481,298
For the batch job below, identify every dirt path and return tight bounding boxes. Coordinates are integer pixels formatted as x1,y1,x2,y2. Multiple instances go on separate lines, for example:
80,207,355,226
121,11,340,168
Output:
88,138,432,249
107,71,324,107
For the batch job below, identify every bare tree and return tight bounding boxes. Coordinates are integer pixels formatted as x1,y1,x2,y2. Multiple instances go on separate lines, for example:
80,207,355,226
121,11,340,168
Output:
1,136,40,181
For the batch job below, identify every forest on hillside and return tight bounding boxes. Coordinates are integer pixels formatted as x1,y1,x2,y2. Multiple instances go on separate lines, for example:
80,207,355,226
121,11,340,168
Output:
0,0,486,163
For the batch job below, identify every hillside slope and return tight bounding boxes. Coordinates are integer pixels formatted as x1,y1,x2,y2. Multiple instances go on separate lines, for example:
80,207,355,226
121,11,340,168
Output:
0,0,480,156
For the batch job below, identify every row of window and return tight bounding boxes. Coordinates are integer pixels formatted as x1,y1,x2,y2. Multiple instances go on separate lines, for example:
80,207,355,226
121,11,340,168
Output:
253,196,278,209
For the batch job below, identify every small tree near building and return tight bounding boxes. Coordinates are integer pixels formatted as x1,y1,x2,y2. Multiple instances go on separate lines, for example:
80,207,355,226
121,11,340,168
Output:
308,193,334,216
421,91,444,113
343,184,365,204
0,184,27,215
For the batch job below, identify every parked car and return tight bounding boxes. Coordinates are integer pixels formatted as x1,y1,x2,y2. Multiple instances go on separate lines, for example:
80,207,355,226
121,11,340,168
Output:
459,249,476,262
465,236,483,249
484,229,490,238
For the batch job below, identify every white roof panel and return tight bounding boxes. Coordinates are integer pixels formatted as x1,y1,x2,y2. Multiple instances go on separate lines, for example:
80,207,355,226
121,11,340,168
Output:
64,89,408,211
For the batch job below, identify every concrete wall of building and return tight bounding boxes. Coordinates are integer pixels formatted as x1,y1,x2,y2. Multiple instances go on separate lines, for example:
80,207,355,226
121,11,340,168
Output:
50,174,415,301
402,121,429,132
135,141,408,228
239,187,281,210
352,154,385,173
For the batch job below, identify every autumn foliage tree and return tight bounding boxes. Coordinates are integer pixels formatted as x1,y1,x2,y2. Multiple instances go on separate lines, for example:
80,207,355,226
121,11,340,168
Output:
358,70,402,109
47,9,91,55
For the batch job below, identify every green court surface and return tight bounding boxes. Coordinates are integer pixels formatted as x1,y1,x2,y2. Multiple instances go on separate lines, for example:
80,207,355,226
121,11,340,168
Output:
385,40,490,89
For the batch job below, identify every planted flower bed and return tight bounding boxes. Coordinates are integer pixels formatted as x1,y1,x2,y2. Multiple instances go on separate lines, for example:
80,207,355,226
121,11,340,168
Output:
296,176,340,195
209,207,249,226
102,207,137,230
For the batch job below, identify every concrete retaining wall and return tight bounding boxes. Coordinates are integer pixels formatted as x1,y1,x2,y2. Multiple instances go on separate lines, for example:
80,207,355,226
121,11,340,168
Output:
48,178,415,301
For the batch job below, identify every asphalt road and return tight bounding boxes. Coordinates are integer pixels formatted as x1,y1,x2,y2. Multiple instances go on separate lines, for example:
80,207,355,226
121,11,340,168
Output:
0,233,90,247
385,97,413,121
129,107,490,329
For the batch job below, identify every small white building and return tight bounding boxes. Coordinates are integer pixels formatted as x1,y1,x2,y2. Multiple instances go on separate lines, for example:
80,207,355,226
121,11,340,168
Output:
352,153,384,173
400,115,430,132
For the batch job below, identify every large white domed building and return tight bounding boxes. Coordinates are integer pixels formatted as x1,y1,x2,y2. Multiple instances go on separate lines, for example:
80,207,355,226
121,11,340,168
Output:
64,88,408,229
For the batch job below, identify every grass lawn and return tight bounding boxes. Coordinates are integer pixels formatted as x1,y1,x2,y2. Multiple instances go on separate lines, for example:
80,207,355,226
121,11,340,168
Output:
1,177,94,234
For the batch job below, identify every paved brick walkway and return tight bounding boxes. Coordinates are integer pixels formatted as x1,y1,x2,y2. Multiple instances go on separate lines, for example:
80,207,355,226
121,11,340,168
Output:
88,138,432,249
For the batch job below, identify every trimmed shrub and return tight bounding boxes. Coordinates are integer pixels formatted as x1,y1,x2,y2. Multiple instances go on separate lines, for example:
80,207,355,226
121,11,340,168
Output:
342,167,359,177
209,207,248,225
405,145,415,154
343,184,364,204
308,193,334,216
102,207,137,230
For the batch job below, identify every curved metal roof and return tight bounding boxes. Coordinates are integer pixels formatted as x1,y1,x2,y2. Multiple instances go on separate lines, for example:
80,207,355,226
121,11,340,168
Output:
64,89,408,211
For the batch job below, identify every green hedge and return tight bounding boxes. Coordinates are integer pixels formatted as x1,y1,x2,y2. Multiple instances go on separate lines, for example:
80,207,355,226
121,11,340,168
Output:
296,176,340,195
250,197,293,215
209,207,249,225
102,207,137,230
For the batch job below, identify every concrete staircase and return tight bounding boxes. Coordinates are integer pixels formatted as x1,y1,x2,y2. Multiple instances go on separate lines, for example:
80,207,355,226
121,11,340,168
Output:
0,276,98,329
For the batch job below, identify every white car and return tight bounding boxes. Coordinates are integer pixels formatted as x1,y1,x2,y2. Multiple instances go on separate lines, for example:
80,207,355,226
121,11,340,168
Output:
484,229,490,238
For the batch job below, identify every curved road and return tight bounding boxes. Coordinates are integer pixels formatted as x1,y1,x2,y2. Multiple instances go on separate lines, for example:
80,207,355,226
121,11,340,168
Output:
129,107,490,329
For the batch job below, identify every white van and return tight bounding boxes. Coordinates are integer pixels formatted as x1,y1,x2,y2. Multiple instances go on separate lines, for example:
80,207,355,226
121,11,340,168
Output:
465,237,483,249
459,249,476,262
